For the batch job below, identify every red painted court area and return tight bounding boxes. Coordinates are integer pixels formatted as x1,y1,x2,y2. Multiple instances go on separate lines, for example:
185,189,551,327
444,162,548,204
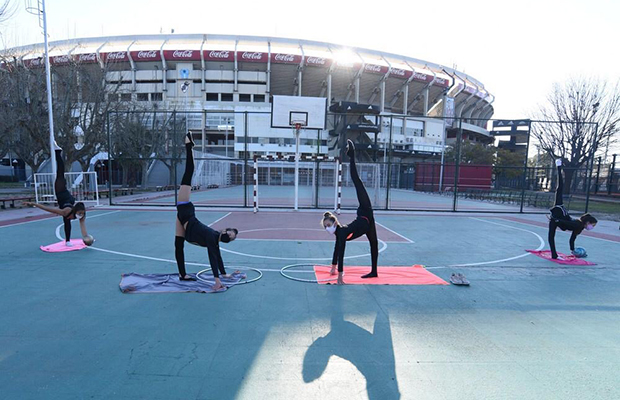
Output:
209,211,411,242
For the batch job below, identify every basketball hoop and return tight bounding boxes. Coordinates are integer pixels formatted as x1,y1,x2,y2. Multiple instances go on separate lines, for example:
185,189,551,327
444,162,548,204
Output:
291,120,306,135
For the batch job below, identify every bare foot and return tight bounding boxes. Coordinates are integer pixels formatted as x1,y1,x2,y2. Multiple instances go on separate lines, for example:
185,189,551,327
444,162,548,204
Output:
330,266,337,275
336,273,345,285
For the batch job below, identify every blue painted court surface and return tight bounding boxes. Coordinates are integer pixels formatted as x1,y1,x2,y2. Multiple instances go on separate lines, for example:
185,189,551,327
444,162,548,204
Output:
1,208,620,399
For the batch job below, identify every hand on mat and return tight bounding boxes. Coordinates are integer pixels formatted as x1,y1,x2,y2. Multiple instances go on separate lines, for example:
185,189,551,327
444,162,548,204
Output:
23,201,35,207
330,265,337,275
337,272,345,285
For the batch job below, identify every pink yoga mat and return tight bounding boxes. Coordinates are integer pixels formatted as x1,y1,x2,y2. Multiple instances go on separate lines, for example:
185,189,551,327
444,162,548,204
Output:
527,250,597,266
314,265,449,285
40,240,87,253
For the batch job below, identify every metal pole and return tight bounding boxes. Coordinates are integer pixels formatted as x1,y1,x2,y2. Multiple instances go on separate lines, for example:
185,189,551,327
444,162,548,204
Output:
385,116,393,210
453,118,463,212
107,112,113,205
294,127,300,210
608,154,617,195
519,120,532,213
584,122,598,213
39,0,57,176
244,111,248,207
173,111,178,205
594,157,602,194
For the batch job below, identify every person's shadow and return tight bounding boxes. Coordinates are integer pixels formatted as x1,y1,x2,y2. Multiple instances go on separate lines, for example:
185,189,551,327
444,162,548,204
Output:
302,291,401,399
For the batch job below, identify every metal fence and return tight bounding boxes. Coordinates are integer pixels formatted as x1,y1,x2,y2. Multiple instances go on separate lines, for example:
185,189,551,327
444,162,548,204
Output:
34,172,100,206
102,110,619,214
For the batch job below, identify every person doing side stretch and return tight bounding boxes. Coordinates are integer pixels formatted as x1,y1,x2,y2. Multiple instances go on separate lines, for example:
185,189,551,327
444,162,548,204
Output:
322,139,379,285
548,159,597,259
175,132,239,290
25,142,88,246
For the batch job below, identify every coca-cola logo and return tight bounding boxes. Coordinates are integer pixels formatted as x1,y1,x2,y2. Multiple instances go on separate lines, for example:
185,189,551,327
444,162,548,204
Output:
306,57,326,65
390,68,406,77
107,52,126,61
78,53,97,62
413,72,428,81
53,55,71,63
274,53,295,62
137,50,158,59
208,50,230,59
364,64,382,73
172,50,193,58
241,52,264,61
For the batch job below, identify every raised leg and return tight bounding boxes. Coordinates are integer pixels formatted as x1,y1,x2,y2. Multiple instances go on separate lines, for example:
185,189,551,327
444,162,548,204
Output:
178,133,195,203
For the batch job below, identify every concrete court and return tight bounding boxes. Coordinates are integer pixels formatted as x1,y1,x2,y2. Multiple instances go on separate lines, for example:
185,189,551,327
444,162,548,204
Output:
1,207,619,400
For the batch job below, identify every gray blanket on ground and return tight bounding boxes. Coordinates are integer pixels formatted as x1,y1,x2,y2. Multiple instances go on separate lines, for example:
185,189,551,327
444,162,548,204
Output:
119,272,247,294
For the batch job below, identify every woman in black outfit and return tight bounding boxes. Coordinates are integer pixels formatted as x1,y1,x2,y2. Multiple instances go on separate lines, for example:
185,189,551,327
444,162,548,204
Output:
175,132,239,290
25,143,89,246
322,139,379,284
548,159,597,259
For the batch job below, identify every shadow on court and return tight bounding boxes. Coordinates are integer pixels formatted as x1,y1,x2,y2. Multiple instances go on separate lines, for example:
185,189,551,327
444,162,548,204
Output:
303,290,401,400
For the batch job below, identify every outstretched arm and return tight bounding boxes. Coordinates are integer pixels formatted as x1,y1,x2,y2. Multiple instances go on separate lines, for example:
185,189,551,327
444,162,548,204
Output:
569,231,579,251
79,218,88,237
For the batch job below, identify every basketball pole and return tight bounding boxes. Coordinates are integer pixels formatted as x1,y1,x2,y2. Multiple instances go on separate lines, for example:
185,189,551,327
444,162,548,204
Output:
294,125,300,210
27,0,57,176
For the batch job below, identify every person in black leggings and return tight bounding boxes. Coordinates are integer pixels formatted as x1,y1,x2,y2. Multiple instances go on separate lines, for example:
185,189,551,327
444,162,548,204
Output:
548,159,598,259
322,139,379,284
25,143,88,246
175,132,239,290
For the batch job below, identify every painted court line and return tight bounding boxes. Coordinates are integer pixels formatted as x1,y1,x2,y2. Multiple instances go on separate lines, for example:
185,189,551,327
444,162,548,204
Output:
207,212,232,227
428,217,545,269
375,221,415,243
1,210,120,229
498,216,620,245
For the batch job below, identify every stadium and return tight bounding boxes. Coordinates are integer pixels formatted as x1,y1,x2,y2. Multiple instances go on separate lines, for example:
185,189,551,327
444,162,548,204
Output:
1,34,497,209
7,33,493,156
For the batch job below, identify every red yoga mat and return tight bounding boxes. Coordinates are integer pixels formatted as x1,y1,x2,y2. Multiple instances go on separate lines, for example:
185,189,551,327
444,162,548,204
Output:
314,265,449,285
527,250,597,266
40,240,87,253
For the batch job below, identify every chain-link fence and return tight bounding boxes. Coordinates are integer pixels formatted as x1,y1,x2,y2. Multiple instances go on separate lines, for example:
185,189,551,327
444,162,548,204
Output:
100,110,618,216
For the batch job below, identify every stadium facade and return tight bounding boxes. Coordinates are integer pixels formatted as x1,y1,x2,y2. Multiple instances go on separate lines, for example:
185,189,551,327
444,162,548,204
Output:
5,34,494,163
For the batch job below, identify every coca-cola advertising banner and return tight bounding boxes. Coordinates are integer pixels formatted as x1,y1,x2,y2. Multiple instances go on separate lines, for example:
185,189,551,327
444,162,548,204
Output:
130,50,161,61
75,53,98,64
163,50,201,61
364,64,388,75
389,68,413,79
101,52,129,63
204,50,234,62
271,53,302,65
23,58,44,68
237,51,268,63
305,56,332,67
50,55,72,65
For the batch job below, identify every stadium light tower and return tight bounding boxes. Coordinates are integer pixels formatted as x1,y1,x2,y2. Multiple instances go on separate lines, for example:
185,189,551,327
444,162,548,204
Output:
26,0,57,175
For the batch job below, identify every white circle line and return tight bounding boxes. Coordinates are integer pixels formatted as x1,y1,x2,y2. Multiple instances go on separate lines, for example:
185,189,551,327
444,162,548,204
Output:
220,239,388,261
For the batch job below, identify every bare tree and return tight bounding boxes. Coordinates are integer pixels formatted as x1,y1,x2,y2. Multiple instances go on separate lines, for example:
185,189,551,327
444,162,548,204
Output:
0,57,49,174
0,0,17,24
532,77,620,192
52,61,122,172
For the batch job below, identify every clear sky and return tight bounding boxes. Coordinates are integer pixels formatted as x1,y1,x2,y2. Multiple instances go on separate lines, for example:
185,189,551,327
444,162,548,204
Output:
1,0,619,122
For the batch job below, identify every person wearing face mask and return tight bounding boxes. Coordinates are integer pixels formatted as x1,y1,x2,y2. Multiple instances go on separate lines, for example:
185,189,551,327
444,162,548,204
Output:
321,139,379,284
548,159,598,259
175,132,239,290
24,142,89,246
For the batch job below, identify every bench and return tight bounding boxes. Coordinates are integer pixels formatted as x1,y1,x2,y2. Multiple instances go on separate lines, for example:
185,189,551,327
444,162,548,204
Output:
0,196,35,209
